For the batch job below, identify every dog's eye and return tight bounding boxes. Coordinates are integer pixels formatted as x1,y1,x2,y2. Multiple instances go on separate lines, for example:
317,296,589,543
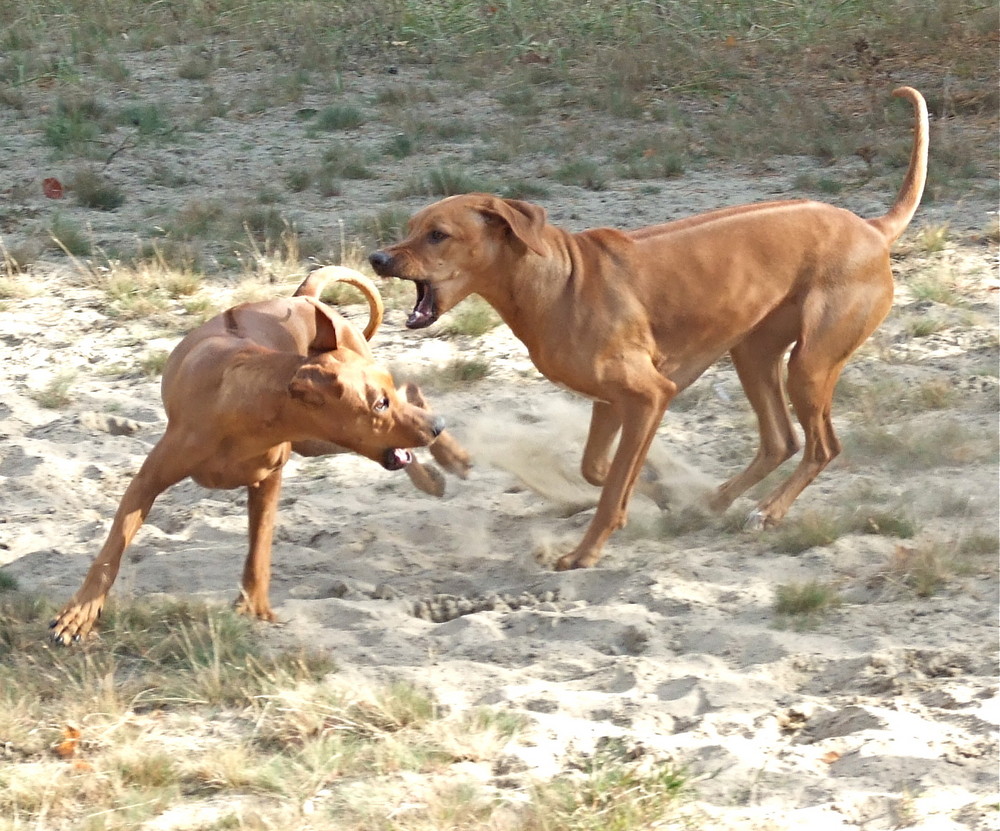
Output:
428,229,448,243
372,396,390,413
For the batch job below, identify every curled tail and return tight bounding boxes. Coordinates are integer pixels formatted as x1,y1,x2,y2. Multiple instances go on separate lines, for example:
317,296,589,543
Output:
293,265,384,341
868,87,929,243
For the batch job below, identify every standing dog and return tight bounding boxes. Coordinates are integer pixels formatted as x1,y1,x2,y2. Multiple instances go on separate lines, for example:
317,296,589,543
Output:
370,87,928,571
50,267,468,643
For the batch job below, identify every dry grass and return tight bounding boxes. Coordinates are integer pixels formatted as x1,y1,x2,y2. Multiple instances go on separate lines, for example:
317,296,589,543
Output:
0,591,686,830
774,579,843,626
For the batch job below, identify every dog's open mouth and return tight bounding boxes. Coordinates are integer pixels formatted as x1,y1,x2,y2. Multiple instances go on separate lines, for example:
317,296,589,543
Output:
382,448,413,471
406,281,438,329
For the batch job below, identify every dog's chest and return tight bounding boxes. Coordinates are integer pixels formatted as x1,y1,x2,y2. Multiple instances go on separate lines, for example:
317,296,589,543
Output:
190,443,290,489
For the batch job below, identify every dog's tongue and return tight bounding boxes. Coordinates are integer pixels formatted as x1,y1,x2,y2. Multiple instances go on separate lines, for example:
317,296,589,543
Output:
406,282,436,329
383,449,413,470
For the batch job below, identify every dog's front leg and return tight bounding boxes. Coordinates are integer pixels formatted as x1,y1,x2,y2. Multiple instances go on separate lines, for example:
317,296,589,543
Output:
50,438,189,643
235,467,283,622
556,376,675,570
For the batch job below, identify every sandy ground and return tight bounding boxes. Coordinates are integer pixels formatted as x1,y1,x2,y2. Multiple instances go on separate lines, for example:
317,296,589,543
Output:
1,56,998,828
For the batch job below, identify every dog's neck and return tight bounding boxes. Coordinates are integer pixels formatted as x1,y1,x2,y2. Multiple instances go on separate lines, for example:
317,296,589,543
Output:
477,226,587,362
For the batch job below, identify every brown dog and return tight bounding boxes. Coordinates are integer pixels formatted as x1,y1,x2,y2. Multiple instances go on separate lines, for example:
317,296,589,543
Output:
370,87,928,571
49,267,469,644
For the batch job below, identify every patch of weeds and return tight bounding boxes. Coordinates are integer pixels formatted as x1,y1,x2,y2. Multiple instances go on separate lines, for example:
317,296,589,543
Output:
0,571,18,592
845,421,989,471
72,167,125,210
524,746,685,828
846,508,917,539
168,199,226,239
353,207,411,247
139,350,170,378
132,239,203,273
440,297,502,337
437,358,492,385
375,85,437,107
496,86,543,117
1,239,41,280
552,158,607,190
31,372,76,409
915,224,950,253
321,142,374,179
48,215,92,256
84,256,202,321
382,131,416,159
118,101,173,137
237,206,290,245
908,271,963,306
177,52,213,80
912,378,957,410
771,511,843,553
774,579,841,626
315,168,342,198
793,173,844,194
655,505,715,537
98,56,130,83
502,179,551,200
901,314,946,338
882,542,949,598
614,134,687,180
284,166,312,193
313,104,366,131
958,532,999,558
398,165,496,198
43,94,105,156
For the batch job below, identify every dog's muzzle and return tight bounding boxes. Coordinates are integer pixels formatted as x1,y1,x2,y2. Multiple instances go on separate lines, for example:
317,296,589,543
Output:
368,250,439,329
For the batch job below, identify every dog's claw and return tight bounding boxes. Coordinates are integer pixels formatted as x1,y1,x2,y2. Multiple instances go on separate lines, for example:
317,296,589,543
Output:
743,509,768,532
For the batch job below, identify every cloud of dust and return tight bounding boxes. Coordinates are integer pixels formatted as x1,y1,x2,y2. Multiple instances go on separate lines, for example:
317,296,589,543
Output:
463,395,716,513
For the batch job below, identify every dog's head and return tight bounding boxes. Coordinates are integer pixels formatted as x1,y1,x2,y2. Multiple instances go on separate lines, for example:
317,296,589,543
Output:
369,193,548,329
288,350,443,470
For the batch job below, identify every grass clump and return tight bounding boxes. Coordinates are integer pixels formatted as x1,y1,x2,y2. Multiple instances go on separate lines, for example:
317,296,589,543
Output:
552,158,608,191
440,357,492,384
72,167,125,210
774,579,842,626
519,745,686,830
770,511,843,553
845,421,991,472
313,104,366,131
875,534,998,599
399,165,496,198
31,371,76,409
440,297,503,337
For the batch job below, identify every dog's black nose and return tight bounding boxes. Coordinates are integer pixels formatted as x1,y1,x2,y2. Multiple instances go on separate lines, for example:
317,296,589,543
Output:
369,250,391,273
430,416,445,438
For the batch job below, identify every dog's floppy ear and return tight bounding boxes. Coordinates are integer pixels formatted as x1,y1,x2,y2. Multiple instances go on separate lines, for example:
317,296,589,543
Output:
479,197,547,257
307,302,340,353
288,362,342,408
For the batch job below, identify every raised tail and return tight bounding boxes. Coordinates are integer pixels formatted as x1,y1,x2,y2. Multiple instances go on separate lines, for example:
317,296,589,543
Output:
868,87,929,244
293,265,384,341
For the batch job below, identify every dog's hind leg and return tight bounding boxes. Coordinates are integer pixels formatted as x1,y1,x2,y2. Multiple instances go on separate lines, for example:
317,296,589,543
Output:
745,281,892,529
709,327,800,514
50,435,191,643
580,401,621,487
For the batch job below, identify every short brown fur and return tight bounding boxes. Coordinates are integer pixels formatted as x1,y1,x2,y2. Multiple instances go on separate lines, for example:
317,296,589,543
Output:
50,267,470,643
370,87,928,570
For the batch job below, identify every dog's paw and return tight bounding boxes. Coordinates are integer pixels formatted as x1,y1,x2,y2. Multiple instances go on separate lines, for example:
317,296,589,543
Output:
405,459,446,497
49,600,104,646
430,433,473,479
743,509,770,532
233,594,277,623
